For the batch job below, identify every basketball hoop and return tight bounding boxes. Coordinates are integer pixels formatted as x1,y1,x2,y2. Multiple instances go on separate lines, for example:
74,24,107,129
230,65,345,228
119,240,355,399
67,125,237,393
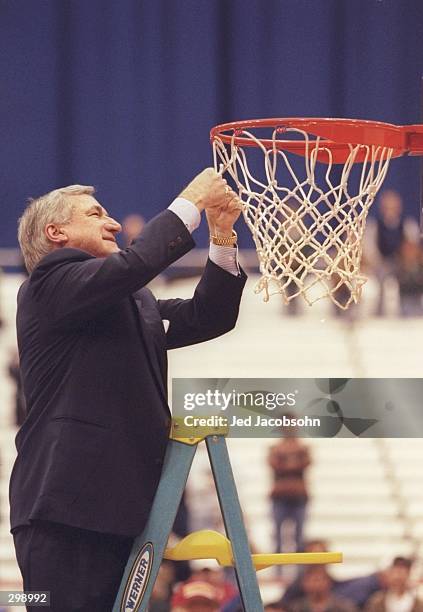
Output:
211,118,423,309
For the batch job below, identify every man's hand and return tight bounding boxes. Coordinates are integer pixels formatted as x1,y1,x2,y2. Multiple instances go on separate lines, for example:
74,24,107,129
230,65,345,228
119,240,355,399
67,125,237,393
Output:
206,195,242,238
179,168,242,237
179,168,234,213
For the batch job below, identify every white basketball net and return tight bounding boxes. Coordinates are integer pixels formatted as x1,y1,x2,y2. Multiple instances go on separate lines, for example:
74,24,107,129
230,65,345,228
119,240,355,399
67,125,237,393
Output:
213,127,393,309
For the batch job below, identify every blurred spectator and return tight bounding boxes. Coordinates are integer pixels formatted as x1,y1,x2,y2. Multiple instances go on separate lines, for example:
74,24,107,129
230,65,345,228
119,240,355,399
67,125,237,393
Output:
172,567,237,610
268,422,311,554
363,190,419,316
397,240,423,317
364,557,423,612
171,580,221,611
192,566,237,603
280,539,385,609
149,561,175,612
121,213,145,246
8,349,26,426
288,565,358,612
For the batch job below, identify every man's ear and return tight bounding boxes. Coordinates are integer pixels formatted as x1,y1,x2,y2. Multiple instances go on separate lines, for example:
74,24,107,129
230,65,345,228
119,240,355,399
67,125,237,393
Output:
45,223,68,246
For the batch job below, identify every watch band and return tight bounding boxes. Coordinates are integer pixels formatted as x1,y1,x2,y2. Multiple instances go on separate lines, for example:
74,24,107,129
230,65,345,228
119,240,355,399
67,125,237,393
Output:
210,229,238,247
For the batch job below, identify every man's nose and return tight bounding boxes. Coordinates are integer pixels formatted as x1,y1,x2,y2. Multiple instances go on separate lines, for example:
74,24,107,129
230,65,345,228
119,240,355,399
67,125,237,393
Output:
106,218,122,233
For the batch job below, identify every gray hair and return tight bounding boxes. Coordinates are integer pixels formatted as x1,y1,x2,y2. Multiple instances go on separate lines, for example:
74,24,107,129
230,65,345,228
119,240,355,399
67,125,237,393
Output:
18,184,95,273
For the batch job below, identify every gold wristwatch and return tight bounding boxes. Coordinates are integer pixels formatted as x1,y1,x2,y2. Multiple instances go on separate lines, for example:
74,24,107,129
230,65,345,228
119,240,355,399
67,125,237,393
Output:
210,229,238,246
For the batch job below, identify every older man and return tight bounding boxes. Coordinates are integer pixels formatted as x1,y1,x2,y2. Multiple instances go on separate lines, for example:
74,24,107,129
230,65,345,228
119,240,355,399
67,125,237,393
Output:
9,169,246,611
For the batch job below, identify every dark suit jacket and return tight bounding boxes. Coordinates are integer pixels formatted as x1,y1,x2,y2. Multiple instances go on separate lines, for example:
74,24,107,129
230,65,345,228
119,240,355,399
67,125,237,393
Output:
9,210,246,536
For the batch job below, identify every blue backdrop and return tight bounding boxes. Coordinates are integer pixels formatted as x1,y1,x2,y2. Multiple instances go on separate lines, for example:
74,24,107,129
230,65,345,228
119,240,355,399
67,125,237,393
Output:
1,0,423,247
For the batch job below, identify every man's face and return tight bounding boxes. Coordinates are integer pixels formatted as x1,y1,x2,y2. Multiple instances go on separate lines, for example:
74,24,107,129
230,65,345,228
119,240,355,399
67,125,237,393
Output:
380,191,402,222
302,567,331,598
388,565,410,591
55,195,122,257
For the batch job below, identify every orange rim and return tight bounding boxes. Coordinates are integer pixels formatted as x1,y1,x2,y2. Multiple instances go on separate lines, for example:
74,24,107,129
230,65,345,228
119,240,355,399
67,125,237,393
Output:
210,117,423,163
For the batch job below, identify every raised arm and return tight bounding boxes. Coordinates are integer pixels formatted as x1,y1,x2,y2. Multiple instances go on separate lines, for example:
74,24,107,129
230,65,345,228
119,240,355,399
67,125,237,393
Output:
158,190,245,348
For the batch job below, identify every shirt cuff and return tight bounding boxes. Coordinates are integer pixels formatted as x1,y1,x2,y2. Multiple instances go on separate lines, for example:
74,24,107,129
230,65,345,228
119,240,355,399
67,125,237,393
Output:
209,243,240,276
168,197,201,234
